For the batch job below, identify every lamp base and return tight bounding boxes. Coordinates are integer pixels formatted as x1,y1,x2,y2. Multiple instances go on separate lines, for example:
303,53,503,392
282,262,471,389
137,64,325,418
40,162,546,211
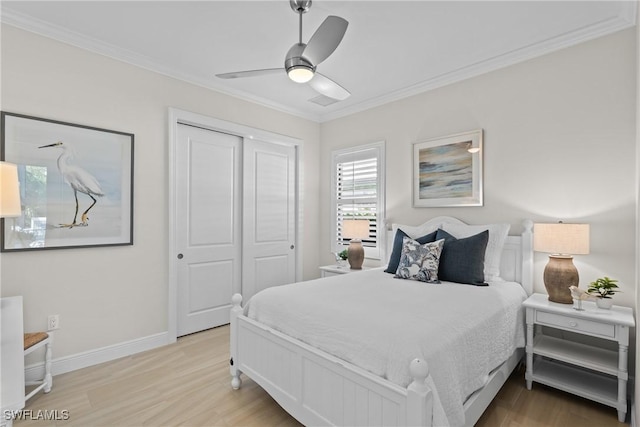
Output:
347,240,364,270
543,255,577,304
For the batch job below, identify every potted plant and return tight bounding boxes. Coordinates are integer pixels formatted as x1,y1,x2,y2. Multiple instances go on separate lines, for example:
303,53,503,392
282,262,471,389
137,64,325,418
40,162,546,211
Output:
587,277,620,309
332,249,349,267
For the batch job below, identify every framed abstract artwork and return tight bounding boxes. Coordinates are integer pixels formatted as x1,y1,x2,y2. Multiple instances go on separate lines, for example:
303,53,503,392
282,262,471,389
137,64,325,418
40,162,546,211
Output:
1,112,134,251
412,129,483,207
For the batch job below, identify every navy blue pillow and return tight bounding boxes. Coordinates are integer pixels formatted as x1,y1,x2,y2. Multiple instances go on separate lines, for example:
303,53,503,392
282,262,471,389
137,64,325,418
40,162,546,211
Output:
385,229,438,274
436,229,489,286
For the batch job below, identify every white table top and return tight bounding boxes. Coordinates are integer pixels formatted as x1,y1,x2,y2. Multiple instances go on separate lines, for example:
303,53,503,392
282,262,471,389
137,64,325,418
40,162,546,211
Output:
320,264,373,274
523,293,635,327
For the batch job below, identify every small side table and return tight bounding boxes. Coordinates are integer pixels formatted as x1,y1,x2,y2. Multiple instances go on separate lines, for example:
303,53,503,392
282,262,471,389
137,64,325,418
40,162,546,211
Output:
523,293,635,422
1,296,25,427
319,264,371,278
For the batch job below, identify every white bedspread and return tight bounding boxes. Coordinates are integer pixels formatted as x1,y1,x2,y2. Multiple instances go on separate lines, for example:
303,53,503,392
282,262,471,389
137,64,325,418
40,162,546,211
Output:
244,268,527,426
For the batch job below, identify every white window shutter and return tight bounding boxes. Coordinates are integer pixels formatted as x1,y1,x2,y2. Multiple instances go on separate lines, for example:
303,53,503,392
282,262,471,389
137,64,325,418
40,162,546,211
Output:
331,142,385,259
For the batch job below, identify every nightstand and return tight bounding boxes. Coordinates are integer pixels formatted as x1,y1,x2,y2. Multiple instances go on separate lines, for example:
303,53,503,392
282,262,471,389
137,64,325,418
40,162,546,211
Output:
319,264,371,278
523,293,635,422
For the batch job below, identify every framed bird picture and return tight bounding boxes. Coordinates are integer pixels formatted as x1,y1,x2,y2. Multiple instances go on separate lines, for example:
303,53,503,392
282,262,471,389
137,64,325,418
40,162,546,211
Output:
0,112,134,251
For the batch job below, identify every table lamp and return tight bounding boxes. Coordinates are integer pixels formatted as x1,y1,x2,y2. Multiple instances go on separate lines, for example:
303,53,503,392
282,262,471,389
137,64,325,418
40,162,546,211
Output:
342,219,369,270
533,222,590,304
0,162,21,218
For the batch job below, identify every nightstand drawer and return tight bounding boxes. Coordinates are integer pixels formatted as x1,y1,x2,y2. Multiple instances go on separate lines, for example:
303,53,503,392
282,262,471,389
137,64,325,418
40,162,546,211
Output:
536,311,615,338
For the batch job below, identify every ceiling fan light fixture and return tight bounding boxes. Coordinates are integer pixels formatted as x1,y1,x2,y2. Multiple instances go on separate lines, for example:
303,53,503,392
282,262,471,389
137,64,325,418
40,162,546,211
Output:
287,65,314,83
217,1,350,101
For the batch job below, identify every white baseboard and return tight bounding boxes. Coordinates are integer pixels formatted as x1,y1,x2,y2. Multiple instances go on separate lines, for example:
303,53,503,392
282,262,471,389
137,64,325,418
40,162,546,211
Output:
25,331,170,383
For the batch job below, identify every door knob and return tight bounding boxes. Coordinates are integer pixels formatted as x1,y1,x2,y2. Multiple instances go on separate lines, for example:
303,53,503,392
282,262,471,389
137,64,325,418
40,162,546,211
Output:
177,253,184,259
290,245,295,250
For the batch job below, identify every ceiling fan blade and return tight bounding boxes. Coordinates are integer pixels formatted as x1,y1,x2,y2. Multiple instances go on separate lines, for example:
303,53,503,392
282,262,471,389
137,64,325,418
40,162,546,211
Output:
302,16,348,65
216,68,282,79
309,72,350,101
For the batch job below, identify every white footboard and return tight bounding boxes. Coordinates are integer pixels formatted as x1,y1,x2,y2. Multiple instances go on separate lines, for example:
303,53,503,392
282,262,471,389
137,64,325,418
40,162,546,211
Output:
230,294,434,426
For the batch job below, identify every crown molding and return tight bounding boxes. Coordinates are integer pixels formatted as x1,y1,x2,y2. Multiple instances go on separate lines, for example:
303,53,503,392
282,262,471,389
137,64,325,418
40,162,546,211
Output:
0,9,322,123
319,2,637,123
2,3,636,124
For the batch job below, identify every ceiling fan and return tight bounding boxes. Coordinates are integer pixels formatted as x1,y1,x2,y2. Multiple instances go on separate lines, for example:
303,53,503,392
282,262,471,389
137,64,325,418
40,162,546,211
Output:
216,0,350,101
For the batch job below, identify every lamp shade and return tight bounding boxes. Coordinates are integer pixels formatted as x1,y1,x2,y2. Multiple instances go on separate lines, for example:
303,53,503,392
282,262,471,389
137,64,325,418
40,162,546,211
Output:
533,223,589,255
0,162,21,218
342,219,369,240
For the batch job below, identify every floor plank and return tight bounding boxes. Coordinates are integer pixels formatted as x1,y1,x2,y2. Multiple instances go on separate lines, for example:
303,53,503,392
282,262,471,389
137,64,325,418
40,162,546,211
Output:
18,325,627,426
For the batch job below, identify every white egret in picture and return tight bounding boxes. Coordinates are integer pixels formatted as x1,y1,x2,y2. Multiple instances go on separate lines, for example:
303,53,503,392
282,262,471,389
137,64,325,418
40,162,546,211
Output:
1,112,133,251
38,141,104,228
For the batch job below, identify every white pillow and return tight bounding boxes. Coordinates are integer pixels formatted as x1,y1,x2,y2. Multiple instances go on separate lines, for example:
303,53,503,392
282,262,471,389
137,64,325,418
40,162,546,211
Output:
441,222,510,281
392,222,440,239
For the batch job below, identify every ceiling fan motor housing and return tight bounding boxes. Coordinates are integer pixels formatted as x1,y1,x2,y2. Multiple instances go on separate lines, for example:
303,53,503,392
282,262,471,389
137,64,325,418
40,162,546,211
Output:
285,43,316,75
290,0,312,13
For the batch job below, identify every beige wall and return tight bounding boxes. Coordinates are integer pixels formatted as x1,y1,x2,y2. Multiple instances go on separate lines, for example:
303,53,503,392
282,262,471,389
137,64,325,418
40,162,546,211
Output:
321,29,637,310
0,25,321,359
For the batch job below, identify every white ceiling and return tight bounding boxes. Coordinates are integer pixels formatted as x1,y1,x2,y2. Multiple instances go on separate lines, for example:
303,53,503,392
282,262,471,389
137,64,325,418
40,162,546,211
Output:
1,1,636,123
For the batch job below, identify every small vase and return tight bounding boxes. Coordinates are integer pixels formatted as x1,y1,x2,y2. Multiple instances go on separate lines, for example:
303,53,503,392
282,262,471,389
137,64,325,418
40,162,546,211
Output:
595,298,613,309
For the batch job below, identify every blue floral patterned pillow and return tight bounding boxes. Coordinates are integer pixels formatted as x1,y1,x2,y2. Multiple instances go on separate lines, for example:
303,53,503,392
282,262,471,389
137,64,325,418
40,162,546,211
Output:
394,237,445,283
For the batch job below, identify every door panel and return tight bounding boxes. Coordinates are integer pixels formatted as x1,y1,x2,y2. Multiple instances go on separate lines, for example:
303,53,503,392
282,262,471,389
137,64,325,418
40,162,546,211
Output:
187,261,233,313
176,124,241,336
253,255,292,294
243,140,297,300
255,151,291,242
188,138,237,246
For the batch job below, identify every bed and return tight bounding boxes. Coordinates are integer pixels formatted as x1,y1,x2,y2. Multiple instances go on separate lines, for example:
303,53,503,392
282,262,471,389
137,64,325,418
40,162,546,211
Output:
230,216,534,426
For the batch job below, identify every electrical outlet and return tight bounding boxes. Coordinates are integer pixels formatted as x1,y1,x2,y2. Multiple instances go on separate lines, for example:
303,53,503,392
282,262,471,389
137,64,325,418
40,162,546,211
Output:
48,314,60,331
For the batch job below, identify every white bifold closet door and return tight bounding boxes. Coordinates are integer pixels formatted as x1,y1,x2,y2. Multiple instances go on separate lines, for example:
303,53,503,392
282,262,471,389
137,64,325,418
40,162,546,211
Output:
175,124,296,336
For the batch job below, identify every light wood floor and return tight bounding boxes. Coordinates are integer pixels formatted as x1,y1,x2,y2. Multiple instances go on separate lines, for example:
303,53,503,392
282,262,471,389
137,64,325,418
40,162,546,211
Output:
18,325,627,427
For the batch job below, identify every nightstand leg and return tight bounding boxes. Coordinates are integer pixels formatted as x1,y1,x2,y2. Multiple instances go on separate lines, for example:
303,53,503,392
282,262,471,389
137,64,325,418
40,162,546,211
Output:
618,410,626,423
526,322,533,390
617,344,628,422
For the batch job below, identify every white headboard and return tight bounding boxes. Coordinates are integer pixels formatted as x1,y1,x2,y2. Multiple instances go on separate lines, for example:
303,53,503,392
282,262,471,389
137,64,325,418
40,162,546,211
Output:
385,216,533,295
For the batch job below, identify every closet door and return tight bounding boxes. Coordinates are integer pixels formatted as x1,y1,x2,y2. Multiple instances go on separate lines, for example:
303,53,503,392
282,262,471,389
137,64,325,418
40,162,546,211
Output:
242,139,297,300
176,124,241,336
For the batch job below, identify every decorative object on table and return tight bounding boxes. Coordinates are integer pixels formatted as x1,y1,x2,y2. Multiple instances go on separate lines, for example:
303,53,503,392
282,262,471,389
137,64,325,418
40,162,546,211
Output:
587,276,619,309
1,112,134,251
338,249,348,267
568,285,595,311
332,249,349,267
533,221,590,304
342,219,369,269
0,162,22,218
412,129,483,207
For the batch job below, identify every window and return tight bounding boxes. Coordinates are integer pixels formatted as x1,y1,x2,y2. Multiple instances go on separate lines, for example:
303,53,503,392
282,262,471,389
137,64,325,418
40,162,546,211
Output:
331,141,385,260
